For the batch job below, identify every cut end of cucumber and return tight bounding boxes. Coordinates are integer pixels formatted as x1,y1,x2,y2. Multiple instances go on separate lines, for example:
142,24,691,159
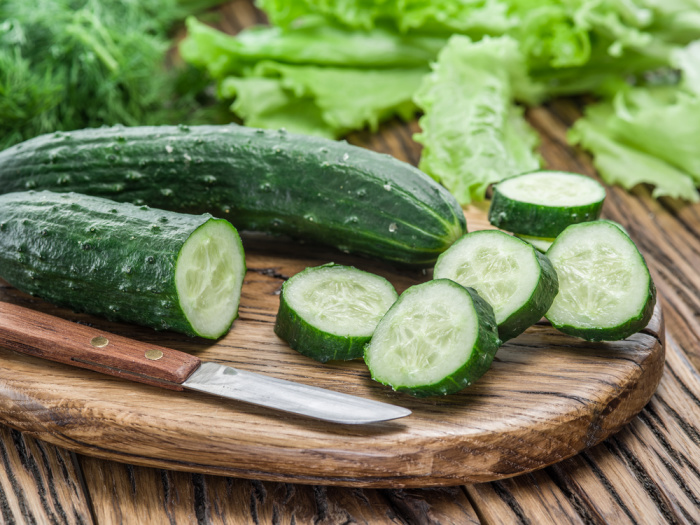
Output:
365,280,483,394
175,219,245,339
546,221,654,340
434,231,540,326
284,265,397,338
497,171,606,208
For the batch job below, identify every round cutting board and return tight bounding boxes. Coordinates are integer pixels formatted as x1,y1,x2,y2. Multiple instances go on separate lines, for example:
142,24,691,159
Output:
0,211,664,488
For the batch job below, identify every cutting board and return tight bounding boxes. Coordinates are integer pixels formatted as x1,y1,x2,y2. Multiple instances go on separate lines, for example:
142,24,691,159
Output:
0,208,664,488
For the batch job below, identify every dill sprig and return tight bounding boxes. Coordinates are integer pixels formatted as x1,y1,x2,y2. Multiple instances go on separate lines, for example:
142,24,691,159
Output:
0,0,223,150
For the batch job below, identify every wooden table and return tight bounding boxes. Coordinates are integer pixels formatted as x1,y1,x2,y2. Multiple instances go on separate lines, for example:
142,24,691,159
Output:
1,2,699,522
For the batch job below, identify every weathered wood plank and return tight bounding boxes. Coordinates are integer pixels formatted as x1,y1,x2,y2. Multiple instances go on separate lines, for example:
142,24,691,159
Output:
0,426,93,524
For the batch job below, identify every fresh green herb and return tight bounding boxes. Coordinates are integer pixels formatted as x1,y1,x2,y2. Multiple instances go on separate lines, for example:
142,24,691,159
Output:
0,0,224,151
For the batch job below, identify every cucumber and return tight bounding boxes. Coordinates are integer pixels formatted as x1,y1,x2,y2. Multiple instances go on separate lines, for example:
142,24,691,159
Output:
516,219,626,253
274,264,397,362
488,170,606,238
0,125,466,267
545,221,656,341
515,234,555,253
433,230,559,342
0,191,246,339
364,279,501,397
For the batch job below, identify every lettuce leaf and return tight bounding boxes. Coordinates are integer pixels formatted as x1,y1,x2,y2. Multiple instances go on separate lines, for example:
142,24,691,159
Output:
414,35,542,205
180,16,446,74
218,61,426,138
569,104,699,201
255,0,514,36
569,39,700,201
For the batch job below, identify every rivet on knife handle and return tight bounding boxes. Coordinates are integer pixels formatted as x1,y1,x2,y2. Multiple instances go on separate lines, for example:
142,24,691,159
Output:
0,302,200,391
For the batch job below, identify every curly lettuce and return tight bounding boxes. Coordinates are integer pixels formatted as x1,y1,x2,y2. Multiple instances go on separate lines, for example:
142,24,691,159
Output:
414,35,542,204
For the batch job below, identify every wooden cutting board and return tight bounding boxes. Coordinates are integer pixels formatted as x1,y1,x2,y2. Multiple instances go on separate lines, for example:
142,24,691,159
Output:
0,208,664,488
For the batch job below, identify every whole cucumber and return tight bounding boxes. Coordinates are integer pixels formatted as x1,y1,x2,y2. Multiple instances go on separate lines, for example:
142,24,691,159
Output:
0,191,246,339
0,125,466,267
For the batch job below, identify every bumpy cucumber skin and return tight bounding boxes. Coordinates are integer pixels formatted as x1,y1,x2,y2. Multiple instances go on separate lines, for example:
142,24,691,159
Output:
0,190,240,338
496,248,559,342
366,280,501,398
0,125,466,267
545,222,656,342
274,264,397,363
488,180,604,238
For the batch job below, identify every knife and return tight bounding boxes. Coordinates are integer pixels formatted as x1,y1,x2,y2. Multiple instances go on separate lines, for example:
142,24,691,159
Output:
0,302,410,425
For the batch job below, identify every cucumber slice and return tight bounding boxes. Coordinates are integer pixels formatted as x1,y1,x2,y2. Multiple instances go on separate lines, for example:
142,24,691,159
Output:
364,279,501,397
489,170,606,237
275,264,398,362
515,234,555,253
175,219,246,339
434,230,559,342
545,221,656,341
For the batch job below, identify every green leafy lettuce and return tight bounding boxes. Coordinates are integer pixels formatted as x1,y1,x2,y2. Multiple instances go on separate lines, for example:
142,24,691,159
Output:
414,35,542,204
180,0,700,202
569,40,700,202
180,16,439,137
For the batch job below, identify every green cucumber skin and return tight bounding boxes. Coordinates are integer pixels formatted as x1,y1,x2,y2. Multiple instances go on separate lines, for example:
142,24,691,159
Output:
0,125,466,267
274,294,369,363
488,187,603,238
0,190,233,338
497,249,559,342
367,281,501,398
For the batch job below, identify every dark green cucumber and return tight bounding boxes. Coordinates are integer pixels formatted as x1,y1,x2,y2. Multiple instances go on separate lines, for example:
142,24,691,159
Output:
433,230,559,342
488,170,606,238
364,279,501,397
0,191,246,339
275,263,398,362
0,125,466,267
545,221,656,341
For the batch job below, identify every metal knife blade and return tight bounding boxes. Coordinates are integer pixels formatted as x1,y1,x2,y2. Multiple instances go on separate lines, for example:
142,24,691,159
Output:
0,302,410,425
183,362,410,424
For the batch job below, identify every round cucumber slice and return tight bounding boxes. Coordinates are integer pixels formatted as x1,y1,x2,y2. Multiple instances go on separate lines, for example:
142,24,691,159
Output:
175,219,246,339
434,230,559,342
545,221,656,341
489,170,606,237
275,264,398,363
364,279,501,397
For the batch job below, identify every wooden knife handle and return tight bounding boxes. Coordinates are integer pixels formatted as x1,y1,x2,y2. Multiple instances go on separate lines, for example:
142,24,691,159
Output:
0,302,201,391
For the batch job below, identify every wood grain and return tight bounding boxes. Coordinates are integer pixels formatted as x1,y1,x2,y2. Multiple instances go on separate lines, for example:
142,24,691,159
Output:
0,0,699,520
0,210,664,487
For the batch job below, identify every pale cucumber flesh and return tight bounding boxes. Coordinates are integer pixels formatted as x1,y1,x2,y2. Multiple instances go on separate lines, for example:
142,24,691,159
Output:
175,219,245,339
367,280,478,388
498,171,606,207
434,231,540,325
546,222,650,330
283,265,397,337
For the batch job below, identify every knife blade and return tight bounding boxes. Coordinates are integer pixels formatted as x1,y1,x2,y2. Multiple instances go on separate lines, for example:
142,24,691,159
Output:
0,302,410,424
